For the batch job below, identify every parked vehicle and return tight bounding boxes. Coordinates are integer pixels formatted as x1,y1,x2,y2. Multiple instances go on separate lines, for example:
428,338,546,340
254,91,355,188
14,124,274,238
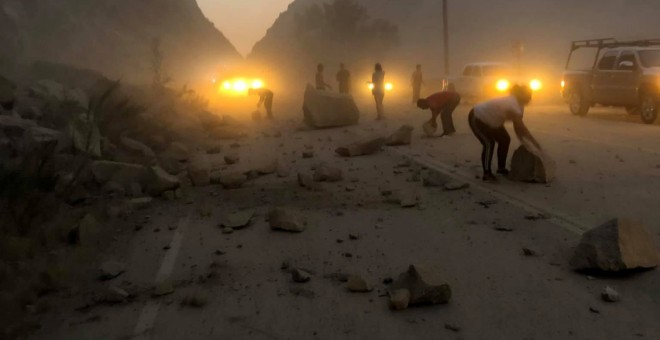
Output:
447,62,543,102
561,38,660,124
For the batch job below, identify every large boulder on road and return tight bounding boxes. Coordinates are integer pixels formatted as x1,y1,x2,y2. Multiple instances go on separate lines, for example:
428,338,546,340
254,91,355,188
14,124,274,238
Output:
303,84,359,129
570,218,659,272
509,144,555,183
390,265,452,308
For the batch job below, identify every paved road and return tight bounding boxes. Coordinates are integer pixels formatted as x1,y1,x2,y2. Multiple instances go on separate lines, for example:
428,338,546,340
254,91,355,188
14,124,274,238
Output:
30,97,660,340
364,101,660,242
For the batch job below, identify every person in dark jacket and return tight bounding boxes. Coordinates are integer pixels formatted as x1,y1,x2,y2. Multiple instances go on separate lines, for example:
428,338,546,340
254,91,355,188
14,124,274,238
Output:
336,63,351,94
372,63,386,120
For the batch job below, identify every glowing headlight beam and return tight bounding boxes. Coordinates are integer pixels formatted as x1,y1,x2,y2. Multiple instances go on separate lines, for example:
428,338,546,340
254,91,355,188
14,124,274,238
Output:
496,79,510,92
233,80,248,92
222,81,231,90
385,83,393,91
530,79,543,91
368,83,375,90
251,80,264,89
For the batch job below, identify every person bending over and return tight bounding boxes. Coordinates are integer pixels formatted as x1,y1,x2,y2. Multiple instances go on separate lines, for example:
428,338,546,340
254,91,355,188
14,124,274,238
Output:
468,85,541,181
248,87,274,119
417,88,461,136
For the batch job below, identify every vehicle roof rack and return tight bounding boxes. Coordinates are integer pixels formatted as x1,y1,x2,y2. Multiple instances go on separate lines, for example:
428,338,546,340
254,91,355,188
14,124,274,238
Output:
566,38,660,69
570,38,660,51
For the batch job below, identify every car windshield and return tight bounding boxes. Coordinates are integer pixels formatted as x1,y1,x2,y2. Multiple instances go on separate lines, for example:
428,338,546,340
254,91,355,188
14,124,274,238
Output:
639,50,660,68
482,65,512,76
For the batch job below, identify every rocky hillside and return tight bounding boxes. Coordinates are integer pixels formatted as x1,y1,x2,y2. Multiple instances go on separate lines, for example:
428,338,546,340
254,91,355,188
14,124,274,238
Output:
251,0,660,79
0,0,242,83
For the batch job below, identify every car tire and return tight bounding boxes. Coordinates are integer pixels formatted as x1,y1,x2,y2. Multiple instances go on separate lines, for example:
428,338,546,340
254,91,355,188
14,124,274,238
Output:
639,94,658,124
568,89,589,116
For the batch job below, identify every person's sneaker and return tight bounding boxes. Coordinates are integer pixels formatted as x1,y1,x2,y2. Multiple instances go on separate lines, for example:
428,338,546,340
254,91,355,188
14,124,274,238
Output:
497,168,510,175
482,173,497,182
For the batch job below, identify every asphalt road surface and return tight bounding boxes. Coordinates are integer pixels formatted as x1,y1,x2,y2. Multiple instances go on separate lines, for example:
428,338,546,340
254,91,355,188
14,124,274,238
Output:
31,97,660,340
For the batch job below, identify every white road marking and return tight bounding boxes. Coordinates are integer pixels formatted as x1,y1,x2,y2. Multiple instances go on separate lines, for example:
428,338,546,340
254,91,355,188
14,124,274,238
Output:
387,148,590,234
133,216,190,339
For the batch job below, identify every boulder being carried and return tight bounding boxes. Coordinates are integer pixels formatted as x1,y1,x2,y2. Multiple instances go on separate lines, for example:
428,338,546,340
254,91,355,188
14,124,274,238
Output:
303,84,359,129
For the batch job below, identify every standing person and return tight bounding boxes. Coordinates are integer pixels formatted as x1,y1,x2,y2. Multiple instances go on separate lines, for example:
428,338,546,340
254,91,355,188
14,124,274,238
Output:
372,63,386,120
416,86,461,136
336,63,351,94
468,85,542,182
411,64,423,104
248,87,274,119
315,64,332,90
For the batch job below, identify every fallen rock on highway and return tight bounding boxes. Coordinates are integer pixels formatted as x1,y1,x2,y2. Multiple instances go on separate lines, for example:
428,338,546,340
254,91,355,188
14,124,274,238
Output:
224,154,239,165
99,261,126,281
389,265,452,309
268,208,307,232
313,164,343,182
387,188,418,208
302,84,359,128
346,275,372,293
164,142,190,162
214,172,247,189
601,286,620,302
335,137,386,157
422,169,451,187
570,218,659,272
386,125,414,146
389,289,411,310
298,173,320,191
444,181,469,191
509,144,556,184
291,268,311,283
188,158,211,187
222,210,255,230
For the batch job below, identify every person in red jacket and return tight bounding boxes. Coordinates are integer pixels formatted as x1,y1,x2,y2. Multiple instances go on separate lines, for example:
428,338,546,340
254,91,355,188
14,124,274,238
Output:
416,87,461,136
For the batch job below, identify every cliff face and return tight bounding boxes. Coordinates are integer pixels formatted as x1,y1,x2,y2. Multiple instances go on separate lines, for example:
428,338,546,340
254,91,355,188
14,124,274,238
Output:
250,0,660,77
0,0,242,83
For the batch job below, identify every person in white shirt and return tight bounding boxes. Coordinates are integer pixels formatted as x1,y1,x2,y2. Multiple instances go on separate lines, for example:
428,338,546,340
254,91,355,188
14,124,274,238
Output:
468,85,541,181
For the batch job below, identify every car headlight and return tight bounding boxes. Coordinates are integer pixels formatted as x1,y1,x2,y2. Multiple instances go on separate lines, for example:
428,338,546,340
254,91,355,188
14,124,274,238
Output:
367,83,393,91
530,79,542,91
496,79,510,92
251,80,264,89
